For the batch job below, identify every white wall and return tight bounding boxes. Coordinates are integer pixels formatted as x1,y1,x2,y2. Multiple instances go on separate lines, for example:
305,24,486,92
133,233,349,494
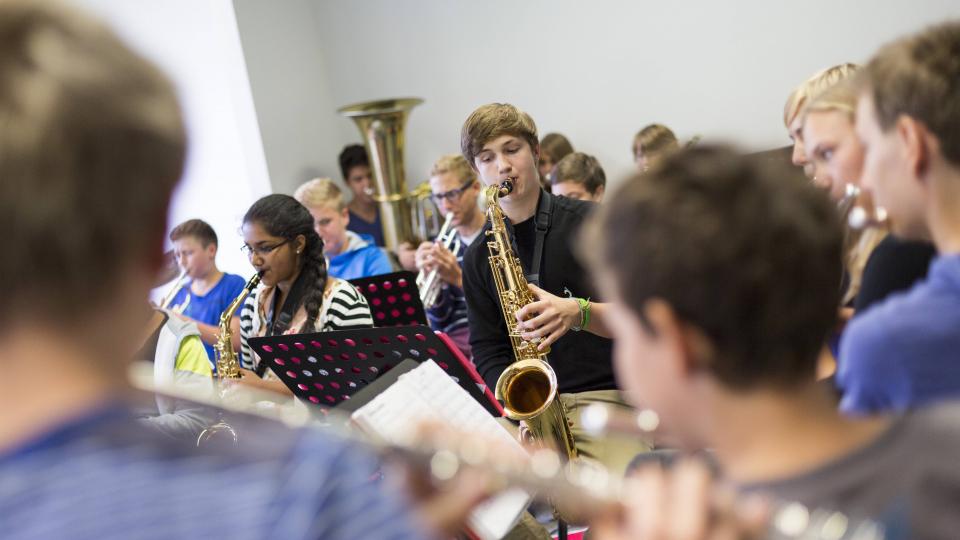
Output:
236,0,960,195
76,0,271,282
233,0,343,195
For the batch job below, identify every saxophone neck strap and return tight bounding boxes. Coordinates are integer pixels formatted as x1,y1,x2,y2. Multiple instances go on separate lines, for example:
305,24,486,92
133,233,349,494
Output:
527,190,553,286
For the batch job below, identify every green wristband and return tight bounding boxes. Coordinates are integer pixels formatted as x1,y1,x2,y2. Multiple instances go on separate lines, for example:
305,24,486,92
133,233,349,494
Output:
578,297,591,330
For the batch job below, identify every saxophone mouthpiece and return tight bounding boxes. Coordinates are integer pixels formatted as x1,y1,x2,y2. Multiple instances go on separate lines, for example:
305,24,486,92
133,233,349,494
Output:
499,180,514,196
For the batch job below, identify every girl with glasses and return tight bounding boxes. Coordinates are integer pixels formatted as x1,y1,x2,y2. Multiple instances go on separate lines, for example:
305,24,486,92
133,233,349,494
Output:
236,194,373,395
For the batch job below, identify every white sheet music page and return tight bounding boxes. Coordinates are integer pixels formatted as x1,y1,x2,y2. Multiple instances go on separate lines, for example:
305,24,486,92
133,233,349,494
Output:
350,360,531,540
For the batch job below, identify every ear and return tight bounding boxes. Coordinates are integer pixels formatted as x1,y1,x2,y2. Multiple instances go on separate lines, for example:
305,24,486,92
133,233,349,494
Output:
294,234,307,254
643,299,712,379
532,142,541,163
593,184,606,202
897,115,931,182
341,207,350,225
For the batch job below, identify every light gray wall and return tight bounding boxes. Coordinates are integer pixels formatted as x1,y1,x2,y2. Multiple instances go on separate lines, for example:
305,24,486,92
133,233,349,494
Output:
236,0,960,195
233,0,345,195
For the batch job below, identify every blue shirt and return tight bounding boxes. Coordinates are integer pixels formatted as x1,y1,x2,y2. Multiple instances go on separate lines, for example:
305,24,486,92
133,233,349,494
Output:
169,273,247,362
0,401,428,540
328,233,393,281
348,208,385,247
838,253,960,415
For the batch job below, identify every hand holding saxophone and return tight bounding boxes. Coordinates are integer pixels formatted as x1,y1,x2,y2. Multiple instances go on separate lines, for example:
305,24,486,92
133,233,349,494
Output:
515,283,582,350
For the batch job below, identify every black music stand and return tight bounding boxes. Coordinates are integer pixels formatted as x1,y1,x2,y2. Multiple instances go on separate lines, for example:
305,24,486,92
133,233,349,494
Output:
248,325,503,417
348,271,428,327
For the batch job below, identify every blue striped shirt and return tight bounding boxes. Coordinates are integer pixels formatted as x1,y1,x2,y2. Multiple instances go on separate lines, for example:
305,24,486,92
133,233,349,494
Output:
0,402,429,540
425,231,474,358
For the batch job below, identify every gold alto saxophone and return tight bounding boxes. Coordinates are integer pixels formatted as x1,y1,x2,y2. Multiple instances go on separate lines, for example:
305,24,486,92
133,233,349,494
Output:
482,180,577,460
197,271,262,445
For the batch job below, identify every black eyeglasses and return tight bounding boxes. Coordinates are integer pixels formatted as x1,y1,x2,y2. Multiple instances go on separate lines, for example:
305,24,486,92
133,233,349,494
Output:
431,180,476,204
241,239,290,258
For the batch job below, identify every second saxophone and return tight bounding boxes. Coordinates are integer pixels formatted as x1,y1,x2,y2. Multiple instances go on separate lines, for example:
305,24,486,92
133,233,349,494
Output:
196,271,262,445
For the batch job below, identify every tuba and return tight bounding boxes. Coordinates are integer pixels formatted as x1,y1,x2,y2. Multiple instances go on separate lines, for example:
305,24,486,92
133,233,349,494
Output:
197,271,262,445
482,180,577,460
339,98,432,251
417,211,462,309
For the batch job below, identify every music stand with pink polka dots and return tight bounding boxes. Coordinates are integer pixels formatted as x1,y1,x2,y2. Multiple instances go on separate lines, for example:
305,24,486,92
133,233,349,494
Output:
348,271,427,327
248,325,503,418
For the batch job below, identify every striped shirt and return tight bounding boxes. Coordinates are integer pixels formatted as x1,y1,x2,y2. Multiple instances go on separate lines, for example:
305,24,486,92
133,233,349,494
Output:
425,231,475,358
0,401,427,540
240,278,373,372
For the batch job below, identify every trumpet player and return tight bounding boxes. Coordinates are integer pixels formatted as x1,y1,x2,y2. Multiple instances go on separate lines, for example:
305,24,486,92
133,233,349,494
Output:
460,103,651,474
415,155,485,358
166,219,249,368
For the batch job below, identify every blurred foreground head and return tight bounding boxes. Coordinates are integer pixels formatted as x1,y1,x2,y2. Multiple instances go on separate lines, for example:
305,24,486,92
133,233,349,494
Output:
580,145,843,445
0,0,185,352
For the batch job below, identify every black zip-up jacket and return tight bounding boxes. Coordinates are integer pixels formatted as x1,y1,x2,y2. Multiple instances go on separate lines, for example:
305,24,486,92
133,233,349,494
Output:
462,190,618,395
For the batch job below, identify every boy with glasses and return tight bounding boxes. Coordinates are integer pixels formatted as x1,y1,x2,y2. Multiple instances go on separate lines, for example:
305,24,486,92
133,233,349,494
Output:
415,155,486,358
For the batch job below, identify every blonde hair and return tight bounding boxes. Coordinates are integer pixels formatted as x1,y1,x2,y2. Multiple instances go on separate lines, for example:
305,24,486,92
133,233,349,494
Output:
783,63,860,128
430,154,476,185
800,74,886,306
844,228,887,306
293,177,345,211
803,78,859,120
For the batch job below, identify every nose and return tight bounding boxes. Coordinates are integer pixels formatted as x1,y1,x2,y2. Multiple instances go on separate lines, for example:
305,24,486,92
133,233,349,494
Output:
496,153,513,175
791,140,808,167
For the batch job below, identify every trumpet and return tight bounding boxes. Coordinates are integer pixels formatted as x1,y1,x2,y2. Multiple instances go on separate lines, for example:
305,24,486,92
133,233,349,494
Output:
417,212,461,309
159,270,190,313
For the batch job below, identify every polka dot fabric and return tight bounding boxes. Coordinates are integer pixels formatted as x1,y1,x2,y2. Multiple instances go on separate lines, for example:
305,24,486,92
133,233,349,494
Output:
248,325,502,417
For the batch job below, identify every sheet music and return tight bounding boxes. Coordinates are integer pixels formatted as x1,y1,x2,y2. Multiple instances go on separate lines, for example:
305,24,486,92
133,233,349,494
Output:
351,360,531,540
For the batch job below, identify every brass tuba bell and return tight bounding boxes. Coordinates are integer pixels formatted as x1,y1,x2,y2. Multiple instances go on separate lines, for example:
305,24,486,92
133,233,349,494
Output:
339,98,428,251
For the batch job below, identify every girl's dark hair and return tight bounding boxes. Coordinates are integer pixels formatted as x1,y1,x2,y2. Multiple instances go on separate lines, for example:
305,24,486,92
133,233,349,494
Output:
243,194,327,329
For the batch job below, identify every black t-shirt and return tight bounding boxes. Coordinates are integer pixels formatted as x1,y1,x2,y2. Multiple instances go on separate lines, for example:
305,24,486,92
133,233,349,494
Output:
738,403,960,539
462,190,617,394
854,235,936,315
